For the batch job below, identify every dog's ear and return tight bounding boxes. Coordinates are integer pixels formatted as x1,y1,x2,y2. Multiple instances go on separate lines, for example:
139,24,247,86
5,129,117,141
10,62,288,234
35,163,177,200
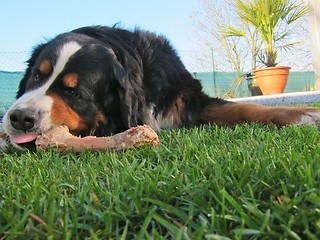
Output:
16,43,48,98
102,50,145,128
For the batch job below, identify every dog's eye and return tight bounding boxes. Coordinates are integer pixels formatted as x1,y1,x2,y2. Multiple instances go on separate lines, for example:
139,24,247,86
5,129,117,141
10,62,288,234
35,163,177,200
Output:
32,68,45,82
34,74,41,81
64,87,79,97
33,71,42,82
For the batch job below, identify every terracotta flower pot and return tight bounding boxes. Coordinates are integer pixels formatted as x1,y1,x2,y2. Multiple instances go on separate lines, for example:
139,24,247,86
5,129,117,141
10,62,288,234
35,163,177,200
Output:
254,66,291,95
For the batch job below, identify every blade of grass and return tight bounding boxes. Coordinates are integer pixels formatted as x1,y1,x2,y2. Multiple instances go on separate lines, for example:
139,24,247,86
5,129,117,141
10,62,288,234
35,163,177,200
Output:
220,189,257,229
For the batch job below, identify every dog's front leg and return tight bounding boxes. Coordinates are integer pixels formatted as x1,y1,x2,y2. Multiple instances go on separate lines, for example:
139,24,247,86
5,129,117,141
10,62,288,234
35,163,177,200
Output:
203,102,320,126
0,120,11,151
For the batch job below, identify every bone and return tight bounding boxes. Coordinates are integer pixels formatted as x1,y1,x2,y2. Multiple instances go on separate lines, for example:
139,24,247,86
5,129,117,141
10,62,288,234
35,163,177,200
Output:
35,125,160,152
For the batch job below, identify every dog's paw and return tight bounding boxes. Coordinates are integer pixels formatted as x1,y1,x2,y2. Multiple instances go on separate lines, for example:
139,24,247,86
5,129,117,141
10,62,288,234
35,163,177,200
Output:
298,111,320,125
0,122,10,151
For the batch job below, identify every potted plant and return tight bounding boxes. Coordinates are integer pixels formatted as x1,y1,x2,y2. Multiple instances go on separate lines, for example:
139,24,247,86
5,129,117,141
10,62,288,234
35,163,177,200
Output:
226,0,309,95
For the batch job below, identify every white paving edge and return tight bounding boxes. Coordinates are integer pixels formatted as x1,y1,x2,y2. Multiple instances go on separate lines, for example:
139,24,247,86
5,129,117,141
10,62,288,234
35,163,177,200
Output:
229,91,320,106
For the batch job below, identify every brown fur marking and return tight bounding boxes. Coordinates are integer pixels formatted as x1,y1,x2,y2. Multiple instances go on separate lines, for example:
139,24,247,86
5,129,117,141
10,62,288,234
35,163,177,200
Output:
39,59,52,75
48,93,87,132
165,96,184,127
62,73,78,88
94,112,107,127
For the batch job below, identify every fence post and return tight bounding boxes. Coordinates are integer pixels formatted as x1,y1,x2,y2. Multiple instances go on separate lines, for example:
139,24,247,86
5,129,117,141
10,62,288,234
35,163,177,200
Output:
211,48,217,96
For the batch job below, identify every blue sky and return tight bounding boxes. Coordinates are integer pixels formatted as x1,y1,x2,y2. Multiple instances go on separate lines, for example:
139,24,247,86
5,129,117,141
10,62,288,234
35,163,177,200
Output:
0,1,201,56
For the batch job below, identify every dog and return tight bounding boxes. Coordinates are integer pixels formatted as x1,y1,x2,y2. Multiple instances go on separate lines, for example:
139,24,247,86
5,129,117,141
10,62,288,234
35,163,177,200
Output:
1,25,320,150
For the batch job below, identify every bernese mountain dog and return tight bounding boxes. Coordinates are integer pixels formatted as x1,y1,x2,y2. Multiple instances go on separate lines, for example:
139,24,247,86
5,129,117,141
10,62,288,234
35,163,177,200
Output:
1,25,320,150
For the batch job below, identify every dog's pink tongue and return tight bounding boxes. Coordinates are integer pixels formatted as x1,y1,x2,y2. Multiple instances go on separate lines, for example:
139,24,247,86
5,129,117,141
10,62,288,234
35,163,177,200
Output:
11,134,38,144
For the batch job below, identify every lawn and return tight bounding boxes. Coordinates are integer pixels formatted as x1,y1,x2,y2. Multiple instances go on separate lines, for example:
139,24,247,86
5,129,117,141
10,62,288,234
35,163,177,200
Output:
0,124,319,239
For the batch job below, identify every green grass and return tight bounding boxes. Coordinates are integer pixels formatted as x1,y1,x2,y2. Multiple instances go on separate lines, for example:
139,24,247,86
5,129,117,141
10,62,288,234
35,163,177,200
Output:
0,124,320,239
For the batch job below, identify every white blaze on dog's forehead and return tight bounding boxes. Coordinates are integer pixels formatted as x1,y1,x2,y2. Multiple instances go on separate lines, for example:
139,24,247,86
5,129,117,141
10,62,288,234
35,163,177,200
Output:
53,42,81,81
41,41,82,94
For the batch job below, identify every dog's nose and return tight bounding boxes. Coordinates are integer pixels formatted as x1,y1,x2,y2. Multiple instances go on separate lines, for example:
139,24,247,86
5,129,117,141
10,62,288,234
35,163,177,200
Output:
9,109,37,131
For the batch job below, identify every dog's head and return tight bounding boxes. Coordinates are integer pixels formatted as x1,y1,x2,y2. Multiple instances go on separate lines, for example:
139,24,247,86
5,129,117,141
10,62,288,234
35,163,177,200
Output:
2,27,144,150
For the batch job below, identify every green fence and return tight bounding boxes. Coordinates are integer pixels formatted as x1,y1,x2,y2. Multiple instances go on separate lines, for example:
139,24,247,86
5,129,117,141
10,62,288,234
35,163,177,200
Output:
192,71,316,98
0,71,317,115
0,71,22,115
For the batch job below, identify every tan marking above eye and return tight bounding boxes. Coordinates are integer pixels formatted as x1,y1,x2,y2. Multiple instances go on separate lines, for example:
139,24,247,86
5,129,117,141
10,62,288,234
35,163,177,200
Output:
39,59,52,75
63,73,79,88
